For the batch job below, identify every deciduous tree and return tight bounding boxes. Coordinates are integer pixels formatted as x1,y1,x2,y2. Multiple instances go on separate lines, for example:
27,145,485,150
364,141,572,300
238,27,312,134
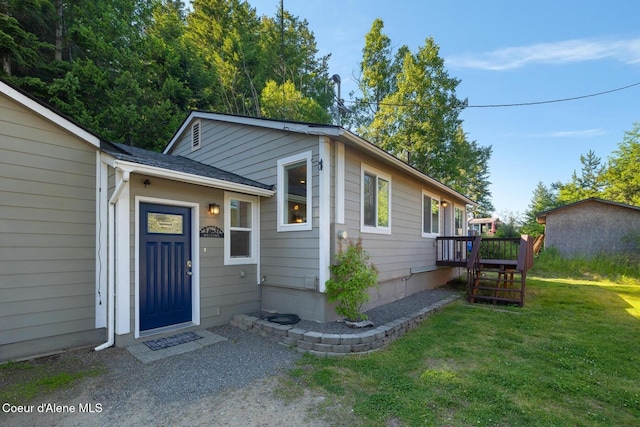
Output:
260,79,329,123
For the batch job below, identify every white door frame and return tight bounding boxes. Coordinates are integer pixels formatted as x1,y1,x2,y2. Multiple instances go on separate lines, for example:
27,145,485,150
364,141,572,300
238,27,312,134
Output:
134,196,200,338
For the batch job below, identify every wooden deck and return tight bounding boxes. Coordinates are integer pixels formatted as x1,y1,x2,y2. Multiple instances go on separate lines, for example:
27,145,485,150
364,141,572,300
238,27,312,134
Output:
436,235,534,306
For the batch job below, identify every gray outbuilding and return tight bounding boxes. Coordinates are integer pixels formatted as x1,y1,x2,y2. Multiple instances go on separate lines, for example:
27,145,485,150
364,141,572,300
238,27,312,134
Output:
536,198,640,258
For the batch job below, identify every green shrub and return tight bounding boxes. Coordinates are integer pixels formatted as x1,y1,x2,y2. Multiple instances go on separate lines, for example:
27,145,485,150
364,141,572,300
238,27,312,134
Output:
325,238,378,322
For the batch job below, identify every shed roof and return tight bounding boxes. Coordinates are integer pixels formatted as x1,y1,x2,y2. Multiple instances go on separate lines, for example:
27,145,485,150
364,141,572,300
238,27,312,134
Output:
536,197,640,224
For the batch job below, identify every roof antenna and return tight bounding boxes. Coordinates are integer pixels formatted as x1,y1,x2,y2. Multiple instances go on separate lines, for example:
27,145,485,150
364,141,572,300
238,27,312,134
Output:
332,74,348,126
280,0,286,119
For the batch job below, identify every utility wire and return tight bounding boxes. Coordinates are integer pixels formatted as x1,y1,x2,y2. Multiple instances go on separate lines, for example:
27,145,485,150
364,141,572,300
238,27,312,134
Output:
466,80,640,108
340,80,640,109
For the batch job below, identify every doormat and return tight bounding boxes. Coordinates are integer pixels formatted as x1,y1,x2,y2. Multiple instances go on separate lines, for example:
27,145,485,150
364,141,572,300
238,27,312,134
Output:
143,331,203,351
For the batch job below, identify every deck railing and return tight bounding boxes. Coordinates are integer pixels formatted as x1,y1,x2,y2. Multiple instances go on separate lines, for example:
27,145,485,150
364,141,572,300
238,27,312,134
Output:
435,236,475,266
436,235,534,306
436,235,534,271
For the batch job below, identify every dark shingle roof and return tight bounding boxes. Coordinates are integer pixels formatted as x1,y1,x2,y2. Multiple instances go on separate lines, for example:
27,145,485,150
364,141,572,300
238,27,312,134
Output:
536,197,640,223
101,141,273,191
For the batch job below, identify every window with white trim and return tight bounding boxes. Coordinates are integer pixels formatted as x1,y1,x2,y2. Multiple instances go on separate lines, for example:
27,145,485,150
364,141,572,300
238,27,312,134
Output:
277,152,312,231
224,192,258,264
191,120,201,152
422,191,440,237
361,164,391,234
454,205,465,236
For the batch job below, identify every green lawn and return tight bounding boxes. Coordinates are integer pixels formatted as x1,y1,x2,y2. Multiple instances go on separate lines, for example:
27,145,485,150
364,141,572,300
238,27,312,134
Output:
288,272,640,426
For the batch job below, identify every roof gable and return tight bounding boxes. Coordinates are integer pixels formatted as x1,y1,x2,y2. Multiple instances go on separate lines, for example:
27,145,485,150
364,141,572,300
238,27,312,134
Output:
537,197,640,223
165,111,477,207
0,80,101,148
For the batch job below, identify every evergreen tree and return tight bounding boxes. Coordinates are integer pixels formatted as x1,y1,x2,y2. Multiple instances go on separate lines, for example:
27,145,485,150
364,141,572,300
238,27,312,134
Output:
556,149,605,204
360,32,491,210
185,0,262,116
345,18,396,133
603,122,640,206
0,0,55,80
258,8,332,120
521,181,557,237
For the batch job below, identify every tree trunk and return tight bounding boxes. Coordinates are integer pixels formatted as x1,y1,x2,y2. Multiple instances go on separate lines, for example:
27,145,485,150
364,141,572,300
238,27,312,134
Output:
2,55,11,75
55,0,64,61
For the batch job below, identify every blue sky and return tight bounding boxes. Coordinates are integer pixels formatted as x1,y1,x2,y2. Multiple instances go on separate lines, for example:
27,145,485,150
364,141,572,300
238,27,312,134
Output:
249,0,640,218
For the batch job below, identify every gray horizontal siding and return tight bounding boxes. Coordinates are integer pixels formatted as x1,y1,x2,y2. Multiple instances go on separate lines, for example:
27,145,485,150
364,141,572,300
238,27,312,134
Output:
0,94,97,347
123,177,261,334
341,146,439,283
171,120,322,291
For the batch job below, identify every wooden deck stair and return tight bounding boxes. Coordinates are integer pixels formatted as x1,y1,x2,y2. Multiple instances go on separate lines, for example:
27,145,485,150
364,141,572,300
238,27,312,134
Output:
437,235,535,306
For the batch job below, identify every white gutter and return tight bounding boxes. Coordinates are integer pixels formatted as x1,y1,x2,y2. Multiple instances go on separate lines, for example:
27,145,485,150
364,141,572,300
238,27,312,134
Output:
165,112,471,205
338,130,477,207
95,169,130,351
111,159,274,197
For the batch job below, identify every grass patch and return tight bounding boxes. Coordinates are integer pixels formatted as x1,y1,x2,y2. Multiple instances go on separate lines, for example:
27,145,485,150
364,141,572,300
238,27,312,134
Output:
288,258,640,426
0,353,104,405
531,247,640,281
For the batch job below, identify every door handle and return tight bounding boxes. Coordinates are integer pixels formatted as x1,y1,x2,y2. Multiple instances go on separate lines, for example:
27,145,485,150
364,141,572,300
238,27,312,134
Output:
186,260,193,276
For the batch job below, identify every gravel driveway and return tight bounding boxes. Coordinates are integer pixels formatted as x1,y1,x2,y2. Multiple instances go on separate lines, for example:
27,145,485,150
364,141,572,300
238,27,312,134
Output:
1,326,330,427
2,287,461,427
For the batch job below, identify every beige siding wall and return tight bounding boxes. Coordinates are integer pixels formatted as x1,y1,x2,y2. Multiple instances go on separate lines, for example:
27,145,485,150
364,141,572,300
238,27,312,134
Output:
340,145,462,307
343,146,431,278
545,201,640,258
169,121,323,319
168,119,466,321
0,95,100,356
119,175,260,343
170,120,293,183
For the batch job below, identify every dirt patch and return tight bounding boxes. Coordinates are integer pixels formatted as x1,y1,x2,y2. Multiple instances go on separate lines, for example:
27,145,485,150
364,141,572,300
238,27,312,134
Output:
2,374,343,427
1,349,355,427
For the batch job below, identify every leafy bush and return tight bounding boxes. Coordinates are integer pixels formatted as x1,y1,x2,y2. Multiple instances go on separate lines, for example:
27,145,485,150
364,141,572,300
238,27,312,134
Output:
325,238,379,322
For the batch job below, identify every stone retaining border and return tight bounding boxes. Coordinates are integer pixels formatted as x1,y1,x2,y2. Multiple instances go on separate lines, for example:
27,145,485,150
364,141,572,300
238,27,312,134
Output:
229,294,461,357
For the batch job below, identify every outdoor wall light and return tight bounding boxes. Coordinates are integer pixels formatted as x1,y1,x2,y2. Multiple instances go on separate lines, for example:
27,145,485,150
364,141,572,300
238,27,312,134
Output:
337,230,348,240
441,201,448,208
208,203,220,215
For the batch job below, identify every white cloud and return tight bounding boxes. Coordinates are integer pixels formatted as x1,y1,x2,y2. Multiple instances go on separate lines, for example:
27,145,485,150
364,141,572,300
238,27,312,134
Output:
447,38,640,70
525,129,606,138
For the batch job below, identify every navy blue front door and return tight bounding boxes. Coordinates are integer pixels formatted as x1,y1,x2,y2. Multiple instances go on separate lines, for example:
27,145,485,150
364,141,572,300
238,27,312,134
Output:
140,203,192,331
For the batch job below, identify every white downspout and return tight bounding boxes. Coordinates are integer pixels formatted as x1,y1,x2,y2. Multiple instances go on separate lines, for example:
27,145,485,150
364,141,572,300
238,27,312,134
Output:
95,167,130,351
